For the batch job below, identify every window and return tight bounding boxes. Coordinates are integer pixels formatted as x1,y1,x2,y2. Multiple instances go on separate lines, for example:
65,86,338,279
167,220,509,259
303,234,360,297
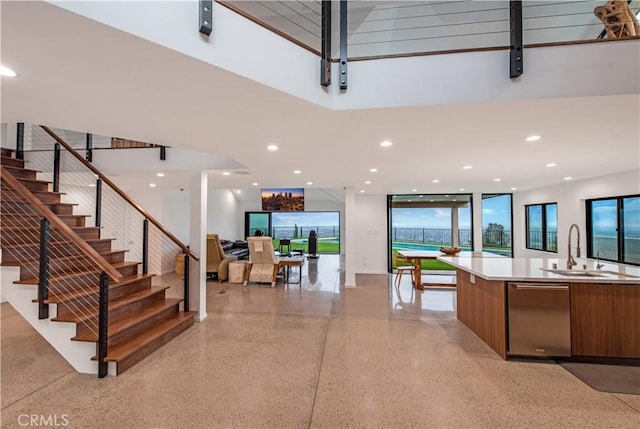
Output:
482,194,513,257
525,203,558,252
587,195,639,265
387,194,473,271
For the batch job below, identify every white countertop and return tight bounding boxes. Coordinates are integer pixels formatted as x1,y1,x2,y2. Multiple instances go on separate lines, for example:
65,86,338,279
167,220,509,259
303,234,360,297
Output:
437,256,640,284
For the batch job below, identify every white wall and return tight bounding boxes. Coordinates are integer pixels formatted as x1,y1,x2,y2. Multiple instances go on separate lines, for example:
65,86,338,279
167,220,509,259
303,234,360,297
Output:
352,194,388,275
162,189,190,244
207,188,240,240
513,170,640,261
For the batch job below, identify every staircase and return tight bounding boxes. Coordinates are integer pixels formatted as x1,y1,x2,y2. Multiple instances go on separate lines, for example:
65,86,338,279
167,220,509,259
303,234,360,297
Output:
1,147,196,376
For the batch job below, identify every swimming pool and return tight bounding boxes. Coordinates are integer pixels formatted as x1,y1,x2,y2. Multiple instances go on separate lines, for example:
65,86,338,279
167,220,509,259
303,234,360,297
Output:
392,242,471,251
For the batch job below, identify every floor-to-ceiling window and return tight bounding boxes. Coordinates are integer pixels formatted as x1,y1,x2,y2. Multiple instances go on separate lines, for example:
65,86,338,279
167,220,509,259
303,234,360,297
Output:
245,211,340,254
586,194,639,265
482,194,513,257
388,194,473,271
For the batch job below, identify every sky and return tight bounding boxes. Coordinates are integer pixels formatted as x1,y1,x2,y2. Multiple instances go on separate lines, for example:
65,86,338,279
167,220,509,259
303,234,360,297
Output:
391,195,513,230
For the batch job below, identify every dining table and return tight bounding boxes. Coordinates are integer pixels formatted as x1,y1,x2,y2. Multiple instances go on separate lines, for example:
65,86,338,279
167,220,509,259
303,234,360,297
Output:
397,250,506,290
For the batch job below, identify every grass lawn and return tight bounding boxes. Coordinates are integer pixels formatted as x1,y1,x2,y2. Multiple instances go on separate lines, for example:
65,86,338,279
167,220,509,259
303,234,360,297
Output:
273,239,339,254
393,250,456,271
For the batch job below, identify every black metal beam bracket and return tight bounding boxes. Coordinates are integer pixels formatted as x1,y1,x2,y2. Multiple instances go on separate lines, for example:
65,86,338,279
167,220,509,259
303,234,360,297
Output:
321,0,332,87
510,0,523,78
199,0,213,36
340,0,348,90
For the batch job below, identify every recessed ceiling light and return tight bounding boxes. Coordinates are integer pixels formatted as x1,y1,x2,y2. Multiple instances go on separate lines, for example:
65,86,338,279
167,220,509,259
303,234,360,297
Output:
459,188,465,191
156,172,165,177
370,168,378,173
463,165,472,170
293,170,301,174
432,179,439,183
364,181,371,185
564,176,573,181
306,181,313,185
222,172,230,176
252,182,258,186
267,144,278,151
380,140,392,147
236,190,242,194
526,135,541,142
494,178,501,182
546,163,557,167
412,189,417,192
149,183,157,188
0,65,17,77
360,190,365,193
511,187,518,191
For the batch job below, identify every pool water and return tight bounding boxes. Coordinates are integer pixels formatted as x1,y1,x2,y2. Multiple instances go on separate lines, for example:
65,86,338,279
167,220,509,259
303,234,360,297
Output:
392,242,470,251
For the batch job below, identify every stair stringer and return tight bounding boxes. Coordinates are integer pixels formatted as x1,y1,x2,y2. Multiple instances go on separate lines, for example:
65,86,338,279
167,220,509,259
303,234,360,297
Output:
1,265,116,376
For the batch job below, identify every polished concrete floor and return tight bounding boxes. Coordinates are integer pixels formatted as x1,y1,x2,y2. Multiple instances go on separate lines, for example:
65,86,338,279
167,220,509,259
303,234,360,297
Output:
1,255,639,428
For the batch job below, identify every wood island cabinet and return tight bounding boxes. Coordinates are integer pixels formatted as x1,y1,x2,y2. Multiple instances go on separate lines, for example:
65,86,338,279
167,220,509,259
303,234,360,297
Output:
456,267,640,361
570,282,640,358
456,269,507,359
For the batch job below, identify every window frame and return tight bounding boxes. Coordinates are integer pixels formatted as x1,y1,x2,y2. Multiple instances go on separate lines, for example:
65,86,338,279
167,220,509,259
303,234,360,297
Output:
525,202,558,253
586,194,639,266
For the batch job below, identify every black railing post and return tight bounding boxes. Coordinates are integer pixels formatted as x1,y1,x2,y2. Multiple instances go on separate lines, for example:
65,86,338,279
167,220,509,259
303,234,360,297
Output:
38,218,50,319
183,254,190,312
510,0,523,78
16,122,24,160
52,143,61,193
160,146,166,161
86,133,93,162
339,0,347,90
142,219,149,275
320,0,332,86
95,179,102,228
98,272,109,378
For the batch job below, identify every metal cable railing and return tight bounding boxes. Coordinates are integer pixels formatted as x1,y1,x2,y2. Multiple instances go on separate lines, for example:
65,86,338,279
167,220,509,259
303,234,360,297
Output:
0,173,115,347
219,0,640,60
2,123,198,377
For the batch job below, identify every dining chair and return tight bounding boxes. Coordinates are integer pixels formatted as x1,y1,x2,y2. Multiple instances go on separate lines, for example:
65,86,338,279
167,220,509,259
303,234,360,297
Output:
393,252,415,287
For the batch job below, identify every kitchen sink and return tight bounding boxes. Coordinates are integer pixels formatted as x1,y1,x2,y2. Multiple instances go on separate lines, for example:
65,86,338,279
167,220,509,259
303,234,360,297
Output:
540,268,605,277
540,268,640,279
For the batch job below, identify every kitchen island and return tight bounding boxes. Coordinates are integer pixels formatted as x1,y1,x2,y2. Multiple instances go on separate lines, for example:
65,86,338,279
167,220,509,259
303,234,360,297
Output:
438,256,640,361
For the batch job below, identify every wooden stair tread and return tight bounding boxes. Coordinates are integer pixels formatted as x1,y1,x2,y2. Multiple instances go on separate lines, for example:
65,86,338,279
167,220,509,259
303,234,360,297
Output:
36,286,97,304
94,311,196,362
15,261,139,284
52,285,169,321
72,298,183,342
34,273,154,304
13,176,49,183
15,268,103,285
1,164,40,173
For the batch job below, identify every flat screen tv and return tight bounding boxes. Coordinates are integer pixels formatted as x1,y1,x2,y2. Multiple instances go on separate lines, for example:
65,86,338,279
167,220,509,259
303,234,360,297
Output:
261,188,304,211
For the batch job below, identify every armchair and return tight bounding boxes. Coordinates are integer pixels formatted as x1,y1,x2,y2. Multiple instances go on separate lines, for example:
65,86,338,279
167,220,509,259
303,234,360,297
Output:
243,236,281,287
206,233,238,282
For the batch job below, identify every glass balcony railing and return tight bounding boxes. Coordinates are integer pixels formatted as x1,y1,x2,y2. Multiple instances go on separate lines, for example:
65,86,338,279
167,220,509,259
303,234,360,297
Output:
218,0,640,60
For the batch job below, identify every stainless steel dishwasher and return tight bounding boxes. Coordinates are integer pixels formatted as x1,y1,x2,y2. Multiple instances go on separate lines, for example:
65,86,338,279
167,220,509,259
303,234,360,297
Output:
507,282,571,357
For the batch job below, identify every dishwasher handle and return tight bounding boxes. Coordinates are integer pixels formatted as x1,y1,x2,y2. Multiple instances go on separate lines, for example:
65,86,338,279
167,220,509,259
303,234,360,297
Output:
511,283,569,291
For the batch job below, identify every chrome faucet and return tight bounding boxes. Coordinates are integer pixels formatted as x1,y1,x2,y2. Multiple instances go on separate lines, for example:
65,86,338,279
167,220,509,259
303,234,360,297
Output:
596,249,606,270
567,223,581,269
